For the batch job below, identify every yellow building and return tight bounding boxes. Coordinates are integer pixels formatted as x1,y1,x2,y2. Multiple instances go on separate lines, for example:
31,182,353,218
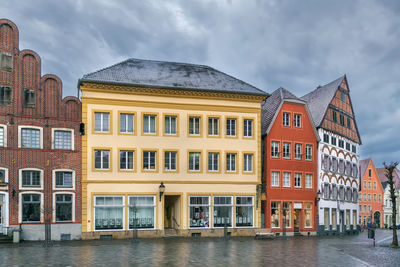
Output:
79,59,267,239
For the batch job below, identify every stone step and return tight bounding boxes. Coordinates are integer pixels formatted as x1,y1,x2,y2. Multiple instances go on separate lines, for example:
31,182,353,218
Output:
0,235,12,243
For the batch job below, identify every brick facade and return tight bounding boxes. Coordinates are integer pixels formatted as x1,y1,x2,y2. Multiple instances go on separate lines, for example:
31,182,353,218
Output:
0,19,82,240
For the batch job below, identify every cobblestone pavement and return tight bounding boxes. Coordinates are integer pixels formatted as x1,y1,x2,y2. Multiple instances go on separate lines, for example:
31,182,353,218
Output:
0,230,399,267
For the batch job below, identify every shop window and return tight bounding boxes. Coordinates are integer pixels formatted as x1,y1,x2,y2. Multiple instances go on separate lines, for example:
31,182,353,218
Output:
22,194,41,222
128,196,155,229
55,171,73,188
283,202,291,228
353,211,357,228
208,117,219,136
94,112,110,133
0,86,12,105
331,209,337,230
324,208,329,230
94,196,124,230
346,210,350,229
208,152,219,172
120,150,135,171
120,113,134,134
143,114,157,134
189,196,210,228
226,118,236,137
271,201,280,228
164,115,177,135
243,119,253,137
304,203,312,228
236,196,253,227
213,196,232,227
189,116,201,136
55,194,72,222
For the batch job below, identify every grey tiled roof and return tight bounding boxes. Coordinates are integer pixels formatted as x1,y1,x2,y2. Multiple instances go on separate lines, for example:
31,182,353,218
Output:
377,167,400,190
359,158,371,181
261,87,303,134
301,76,345,127
79,58,268,96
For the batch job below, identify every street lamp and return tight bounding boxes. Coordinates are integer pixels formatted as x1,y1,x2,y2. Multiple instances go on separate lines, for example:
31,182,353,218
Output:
316,190,321,234
159,182,165,202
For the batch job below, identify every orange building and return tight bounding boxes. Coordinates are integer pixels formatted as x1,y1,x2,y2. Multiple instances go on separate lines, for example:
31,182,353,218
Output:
359,159,384,228
262,88,319,235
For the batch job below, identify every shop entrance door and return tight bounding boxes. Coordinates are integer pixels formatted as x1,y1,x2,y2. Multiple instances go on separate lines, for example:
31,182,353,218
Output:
294,209,301,232
164,195,181,229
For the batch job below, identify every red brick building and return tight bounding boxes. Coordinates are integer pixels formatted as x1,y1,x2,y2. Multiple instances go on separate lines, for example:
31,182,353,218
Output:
262,88,319,235
0,19,81,240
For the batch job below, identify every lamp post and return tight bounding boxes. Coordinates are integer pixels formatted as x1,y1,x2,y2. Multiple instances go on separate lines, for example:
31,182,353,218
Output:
159,182,165,202
316,190,322,235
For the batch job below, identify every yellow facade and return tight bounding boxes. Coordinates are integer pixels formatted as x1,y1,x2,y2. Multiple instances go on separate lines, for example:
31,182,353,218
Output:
81,83,265,237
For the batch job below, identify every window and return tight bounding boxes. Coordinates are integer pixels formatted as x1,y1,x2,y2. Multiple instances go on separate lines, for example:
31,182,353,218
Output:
294,144,302,160
226,118,236,137
304,203,312,228
294,114,301,128
368,194,371,201
94,150,110,170
346,210,350,229
22,194,41,222
353,210,357,228
189,196,210,228
0,125,5,147
189,152,201,171
332,157,338,173
339,159,344,174
271,141,279,158
373,181,376,189
332,184,337,199
0,86,12,105
55,194,72,222
339,186,344,201
23,89,36,108
368,182,371,189
120,113,134,134
339,114,345,126
55,171,73,188
364,205,366,212
21,128,40,148
226,153,237,172
0,169,6,184
345,161,351,176
379,194,381,202
363,181,366,189
208,152,219,172
332,110,337,123
164,115,177,135
352,163,358,177
283,202,291,228
346,142,351,151
347,117,352,129
283,112,290,126
94,112,110,133
323,134,329,143
324,183,330,199
331,136,337,146
164,151,176,171
271,171,279,187
94,196,124,230
188,116,201,136
363,193,366,201
0,51,13,72
120,150,135,171
213,196,233,227
353,189,358,203
283,142,290,159
338,139,344,148
346,187,351,201
143,114,156,134
369,169,372,177
324,208,329,230
373,194,376,202
283,172,290,187
129,196,155,229
236,196,253,227
340,91,346,102
22,170,41,187
243,119,253,137
143,151,156,171
332,209,337,230
305,145,312,161
271,201,280,228
306,174,312,188
208,117,219,136
54,130,72,150
243,153,253,173
352,145,356,153
323,154,329,171
294,173,301,188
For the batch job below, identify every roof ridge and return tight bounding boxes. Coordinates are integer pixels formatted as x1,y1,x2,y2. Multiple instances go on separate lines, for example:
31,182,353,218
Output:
82,58,132,79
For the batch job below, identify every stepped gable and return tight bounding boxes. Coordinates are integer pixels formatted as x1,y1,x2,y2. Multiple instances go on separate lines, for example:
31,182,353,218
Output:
79,58,267,96
261,87,303,134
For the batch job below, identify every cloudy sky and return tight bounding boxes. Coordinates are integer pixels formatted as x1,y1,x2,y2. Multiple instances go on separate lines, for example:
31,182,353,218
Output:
2,0,400,167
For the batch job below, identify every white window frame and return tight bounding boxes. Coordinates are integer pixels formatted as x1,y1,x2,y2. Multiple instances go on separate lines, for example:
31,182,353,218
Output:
208,152,219,172
164,151,177,171
271,171,279,187
164,115,177,135
0,167,8,184
94,150,110,170
51,128,74,150
283,172,291,187
226,118,237,137
226,153,237,172
143,114,156,134
235,196,254,228
294,114,301,128
294,143,302,160
271,141,279,158
189,116,201,136
53,192,75,223
243,153,253,173
208,117,219,136
18,192,44,223
94,195,125,231
294,173,301,188
0,124,7,147
52,169,75,190
120,150,135,171
120,113,135,134
19,168,44,190
189,152,201,172
305,145,312,161
143,151,157,171
188,195,210,229
243,119,253,137
283,142,291,159
283,112,290,126
128,195,156,230
18,125,43,149
305,174,312,189
213,196,233,228
94,112,110,133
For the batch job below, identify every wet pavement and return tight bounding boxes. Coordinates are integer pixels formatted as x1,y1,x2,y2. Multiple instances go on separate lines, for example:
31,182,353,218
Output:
0,229,399,266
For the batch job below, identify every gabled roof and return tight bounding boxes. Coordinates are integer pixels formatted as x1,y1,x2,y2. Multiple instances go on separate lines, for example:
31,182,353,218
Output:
301,76,345,127
359,158,371,181
261,87,304,134
79,58,268,96
377,167,400,190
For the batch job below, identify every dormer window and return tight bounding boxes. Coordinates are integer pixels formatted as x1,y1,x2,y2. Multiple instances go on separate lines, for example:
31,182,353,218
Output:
23,89,36,108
